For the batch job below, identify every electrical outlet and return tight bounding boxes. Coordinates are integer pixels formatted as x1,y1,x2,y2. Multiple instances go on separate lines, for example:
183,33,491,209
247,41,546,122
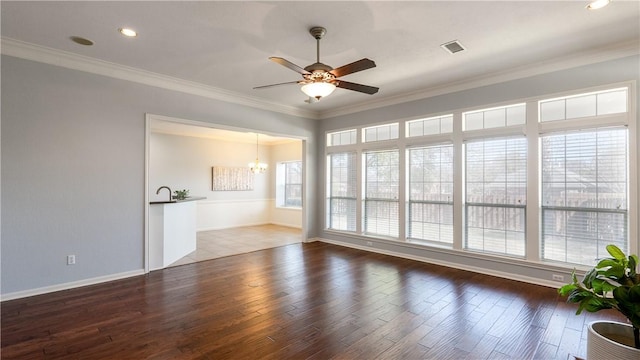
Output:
552,274,564,282
366,241,373,246
67,255,76,265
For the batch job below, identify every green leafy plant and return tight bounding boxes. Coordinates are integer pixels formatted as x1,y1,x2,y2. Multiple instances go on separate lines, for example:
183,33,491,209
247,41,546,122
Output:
173,189,189,200
559,244,640,349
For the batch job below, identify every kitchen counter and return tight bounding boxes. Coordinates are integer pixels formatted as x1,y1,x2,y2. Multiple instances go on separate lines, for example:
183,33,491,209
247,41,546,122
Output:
149,197,206,270
150,196,206,205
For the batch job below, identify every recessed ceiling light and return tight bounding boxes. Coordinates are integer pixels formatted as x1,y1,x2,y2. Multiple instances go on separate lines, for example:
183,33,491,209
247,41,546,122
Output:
70,36,94,46
586,0,611,10
118,28,137,37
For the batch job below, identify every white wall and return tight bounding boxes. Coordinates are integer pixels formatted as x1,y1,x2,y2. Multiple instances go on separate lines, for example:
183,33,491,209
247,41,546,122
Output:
150,133,271,202
4,51,637,298
1,55,316,297
150,132,302,230
150,132,272,231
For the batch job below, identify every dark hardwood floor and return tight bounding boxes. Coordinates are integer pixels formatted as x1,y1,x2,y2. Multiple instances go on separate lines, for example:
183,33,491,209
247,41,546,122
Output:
1,242,625,359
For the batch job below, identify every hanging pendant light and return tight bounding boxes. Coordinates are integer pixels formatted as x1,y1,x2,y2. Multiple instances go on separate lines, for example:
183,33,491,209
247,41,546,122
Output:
248,133,268,174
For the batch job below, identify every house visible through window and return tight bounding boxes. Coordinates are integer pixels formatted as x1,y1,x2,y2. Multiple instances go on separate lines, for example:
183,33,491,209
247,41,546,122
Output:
541,128,628,265
465,137,527,257
408,144,454,245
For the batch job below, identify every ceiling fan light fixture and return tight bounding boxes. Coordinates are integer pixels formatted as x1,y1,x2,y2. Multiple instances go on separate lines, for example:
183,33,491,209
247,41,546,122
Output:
301,81,336,100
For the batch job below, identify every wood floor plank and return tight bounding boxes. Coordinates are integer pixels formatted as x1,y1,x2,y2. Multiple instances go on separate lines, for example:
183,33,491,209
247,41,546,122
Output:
1,241,628,359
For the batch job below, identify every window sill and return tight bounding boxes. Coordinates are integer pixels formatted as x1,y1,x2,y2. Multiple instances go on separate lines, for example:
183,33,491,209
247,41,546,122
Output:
321,228,591,274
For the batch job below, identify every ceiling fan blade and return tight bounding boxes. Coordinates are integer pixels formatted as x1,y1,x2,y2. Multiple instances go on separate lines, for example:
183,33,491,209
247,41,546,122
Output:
269,57,311,75
334,80,379,95
330,58,376,78
253,81,301,89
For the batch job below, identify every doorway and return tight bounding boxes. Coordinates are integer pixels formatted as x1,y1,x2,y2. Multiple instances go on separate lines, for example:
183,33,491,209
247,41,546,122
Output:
144,114,307,272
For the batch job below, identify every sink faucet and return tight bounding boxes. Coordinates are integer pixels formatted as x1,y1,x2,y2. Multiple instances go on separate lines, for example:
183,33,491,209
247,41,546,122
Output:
156,186,172,202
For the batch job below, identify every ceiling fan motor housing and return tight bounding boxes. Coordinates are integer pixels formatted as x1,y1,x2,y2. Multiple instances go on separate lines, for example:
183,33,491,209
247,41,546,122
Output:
304,62,333,73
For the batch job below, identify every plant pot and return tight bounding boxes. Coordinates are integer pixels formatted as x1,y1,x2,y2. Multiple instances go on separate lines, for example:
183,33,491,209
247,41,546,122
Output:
587,321,640,360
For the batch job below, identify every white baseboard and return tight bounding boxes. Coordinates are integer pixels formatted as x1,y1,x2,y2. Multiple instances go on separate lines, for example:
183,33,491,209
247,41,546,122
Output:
1,269,145,302
317,238,559,289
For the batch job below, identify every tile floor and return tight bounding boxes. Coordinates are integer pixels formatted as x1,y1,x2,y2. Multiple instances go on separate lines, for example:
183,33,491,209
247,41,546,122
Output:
169,224,302,267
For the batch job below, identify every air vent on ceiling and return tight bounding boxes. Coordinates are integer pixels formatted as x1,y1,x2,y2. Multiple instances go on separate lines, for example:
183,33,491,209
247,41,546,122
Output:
440,40,466,54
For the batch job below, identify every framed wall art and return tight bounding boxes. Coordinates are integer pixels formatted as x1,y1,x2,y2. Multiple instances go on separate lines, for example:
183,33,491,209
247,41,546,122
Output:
211,166,254,191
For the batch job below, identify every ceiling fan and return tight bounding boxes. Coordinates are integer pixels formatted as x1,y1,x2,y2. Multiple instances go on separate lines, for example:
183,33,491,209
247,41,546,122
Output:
254,26,379,101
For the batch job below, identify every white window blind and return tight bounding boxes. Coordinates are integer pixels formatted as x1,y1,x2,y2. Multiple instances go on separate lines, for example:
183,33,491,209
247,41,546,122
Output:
541,128,628,265
284,161,302,207
276,161,302,208
327,152,357,231
408,144,454,244
364,150,399,237
465,137,527,256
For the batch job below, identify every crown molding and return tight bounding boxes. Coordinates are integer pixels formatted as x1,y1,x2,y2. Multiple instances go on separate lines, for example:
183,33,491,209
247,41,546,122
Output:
1,37,321,120
3,37,637,121
319,40,640,119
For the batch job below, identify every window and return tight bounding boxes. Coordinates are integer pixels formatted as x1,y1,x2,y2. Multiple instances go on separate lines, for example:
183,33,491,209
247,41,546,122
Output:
465,137,527,256
276,161,302,208
541,128,628,265
464,104,526,131
327,129,357,146
323,84,633,271
408,144,454,245
327,152,357,231
364,150,399,237
539,88,627,122
407,115,453,137
363,123,399,142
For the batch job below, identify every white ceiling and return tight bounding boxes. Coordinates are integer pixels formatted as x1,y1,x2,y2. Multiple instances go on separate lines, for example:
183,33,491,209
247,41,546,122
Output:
2,1,639,119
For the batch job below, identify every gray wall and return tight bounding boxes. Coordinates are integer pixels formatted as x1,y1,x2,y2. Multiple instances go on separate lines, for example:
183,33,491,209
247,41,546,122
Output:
3,53,639,296
1,55,317,294
149,133,272,202
317,55,640,284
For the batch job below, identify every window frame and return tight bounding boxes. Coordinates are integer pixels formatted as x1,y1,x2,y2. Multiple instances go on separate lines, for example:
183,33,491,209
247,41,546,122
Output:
275,160,303,209
326,151,358,232
363,148,400,239
322,81,636,270
463,135,528,258
406,143,455,246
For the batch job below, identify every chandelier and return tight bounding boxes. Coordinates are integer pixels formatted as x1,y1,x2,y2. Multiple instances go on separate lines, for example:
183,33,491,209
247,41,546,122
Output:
248,133,268,174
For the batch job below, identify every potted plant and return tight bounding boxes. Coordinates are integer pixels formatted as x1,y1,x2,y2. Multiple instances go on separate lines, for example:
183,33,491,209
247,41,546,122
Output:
558,244,640,359
172,189,189,200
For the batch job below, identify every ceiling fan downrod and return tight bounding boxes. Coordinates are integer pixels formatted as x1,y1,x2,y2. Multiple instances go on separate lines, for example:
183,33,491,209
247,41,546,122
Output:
309,27,326,64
